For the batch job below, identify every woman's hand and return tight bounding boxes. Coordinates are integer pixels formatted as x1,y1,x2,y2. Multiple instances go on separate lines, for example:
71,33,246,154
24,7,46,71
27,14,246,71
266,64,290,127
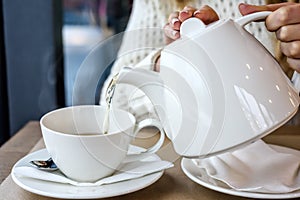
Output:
239,3,300,72
155,5,218,71
164,5,219,44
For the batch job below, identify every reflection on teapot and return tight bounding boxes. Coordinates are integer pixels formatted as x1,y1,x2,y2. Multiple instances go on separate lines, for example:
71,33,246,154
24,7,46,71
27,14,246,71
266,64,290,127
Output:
115,11,300,158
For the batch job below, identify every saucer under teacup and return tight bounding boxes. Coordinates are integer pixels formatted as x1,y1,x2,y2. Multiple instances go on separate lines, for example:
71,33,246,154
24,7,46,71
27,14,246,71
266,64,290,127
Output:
12,148,166,199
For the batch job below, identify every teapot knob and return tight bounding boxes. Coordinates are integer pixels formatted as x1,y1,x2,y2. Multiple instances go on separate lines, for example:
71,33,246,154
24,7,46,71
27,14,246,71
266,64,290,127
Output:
180,18,206,38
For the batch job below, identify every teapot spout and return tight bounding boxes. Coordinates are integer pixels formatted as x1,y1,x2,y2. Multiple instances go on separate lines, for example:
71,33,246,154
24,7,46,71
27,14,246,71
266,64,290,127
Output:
117,67,163,89
116,67,167,125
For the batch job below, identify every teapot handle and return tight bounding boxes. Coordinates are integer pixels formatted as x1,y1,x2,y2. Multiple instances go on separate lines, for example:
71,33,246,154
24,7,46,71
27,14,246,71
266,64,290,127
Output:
235,11,300,93
234,11,271,27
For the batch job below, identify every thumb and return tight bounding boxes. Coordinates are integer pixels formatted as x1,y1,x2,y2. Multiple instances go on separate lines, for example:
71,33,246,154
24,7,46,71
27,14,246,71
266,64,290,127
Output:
238,2,293,15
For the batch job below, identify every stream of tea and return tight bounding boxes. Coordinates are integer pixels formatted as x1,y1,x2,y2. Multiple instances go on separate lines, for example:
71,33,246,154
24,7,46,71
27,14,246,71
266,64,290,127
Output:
102,73,119,134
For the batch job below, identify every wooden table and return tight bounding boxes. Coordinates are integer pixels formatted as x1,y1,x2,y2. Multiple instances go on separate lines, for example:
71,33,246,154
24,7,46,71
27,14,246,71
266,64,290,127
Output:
0,116,300,200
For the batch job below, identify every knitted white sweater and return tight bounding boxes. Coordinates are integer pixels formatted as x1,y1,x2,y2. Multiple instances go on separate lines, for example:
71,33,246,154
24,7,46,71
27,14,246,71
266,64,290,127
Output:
100,0,274,121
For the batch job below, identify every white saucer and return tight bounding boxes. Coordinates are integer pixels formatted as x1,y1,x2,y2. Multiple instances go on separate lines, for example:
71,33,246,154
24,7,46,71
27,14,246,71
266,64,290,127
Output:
181,144,300,199
12,149,164,199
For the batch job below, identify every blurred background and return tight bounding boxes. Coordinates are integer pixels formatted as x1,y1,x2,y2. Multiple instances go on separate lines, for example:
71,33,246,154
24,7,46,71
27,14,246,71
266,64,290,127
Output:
0,0,132,145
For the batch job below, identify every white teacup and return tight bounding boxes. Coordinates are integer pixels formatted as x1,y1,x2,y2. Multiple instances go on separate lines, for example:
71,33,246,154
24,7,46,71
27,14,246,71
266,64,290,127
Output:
40,105,164,182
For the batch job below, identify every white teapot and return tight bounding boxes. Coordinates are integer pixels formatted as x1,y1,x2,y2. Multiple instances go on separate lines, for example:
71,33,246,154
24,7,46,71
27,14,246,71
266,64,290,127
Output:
116,12,300,158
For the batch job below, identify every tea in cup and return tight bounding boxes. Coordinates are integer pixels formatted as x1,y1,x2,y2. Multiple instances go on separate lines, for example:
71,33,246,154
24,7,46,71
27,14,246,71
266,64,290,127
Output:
40,105,164,182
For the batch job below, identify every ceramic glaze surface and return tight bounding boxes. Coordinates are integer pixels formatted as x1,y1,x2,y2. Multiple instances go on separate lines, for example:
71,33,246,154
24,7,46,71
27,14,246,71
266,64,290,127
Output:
41,105,165,182
41,106,135,182
117,12,300,158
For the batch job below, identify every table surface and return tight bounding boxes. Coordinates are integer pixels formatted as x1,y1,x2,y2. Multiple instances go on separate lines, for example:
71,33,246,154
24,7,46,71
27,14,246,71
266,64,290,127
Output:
0,113,300,200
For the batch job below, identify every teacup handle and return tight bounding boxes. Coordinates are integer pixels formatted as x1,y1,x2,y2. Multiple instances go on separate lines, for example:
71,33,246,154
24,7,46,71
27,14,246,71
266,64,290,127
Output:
235,11,300,93
123,118,165,163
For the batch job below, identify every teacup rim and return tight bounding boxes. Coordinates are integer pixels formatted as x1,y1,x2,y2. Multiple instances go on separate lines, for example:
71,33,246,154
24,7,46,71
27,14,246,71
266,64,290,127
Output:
40,105,136,137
